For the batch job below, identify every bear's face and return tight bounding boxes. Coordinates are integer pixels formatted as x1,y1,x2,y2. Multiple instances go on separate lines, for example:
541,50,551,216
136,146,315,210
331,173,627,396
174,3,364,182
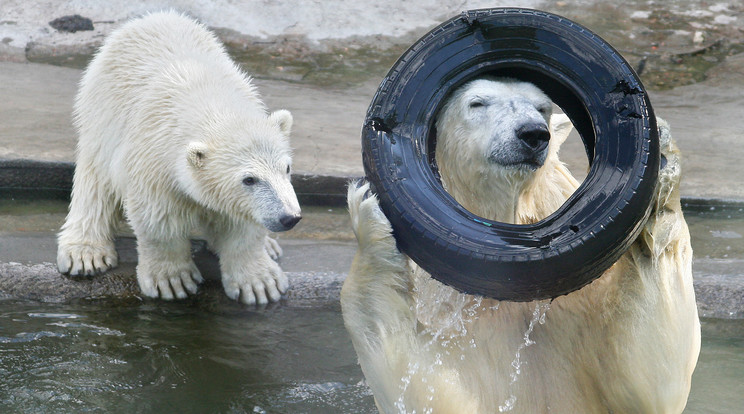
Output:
437,77,553,173
434,78,554,221
186,110,301,232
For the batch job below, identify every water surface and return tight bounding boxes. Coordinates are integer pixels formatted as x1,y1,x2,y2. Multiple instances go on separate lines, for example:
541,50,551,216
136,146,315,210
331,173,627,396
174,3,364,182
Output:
0,299,375,413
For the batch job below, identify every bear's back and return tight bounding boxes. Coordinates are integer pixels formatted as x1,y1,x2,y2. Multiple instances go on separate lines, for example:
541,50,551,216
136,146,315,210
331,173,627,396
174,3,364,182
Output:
78,11,249,105
99,11,229,77
72,11,261,196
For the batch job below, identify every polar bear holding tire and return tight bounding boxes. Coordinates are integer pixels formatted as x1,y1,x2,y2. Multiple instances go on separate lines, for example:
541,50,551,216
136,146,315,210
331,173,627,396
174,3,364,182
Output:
56,11,301,305
343,78,700,413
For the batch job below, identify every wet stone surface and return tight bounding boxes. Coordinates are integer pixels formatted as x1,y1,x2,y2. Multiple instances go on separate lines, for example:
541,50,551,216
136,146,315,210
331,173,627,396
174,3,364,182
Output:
546,0,744,90
201,1,744,91
16,1,744,92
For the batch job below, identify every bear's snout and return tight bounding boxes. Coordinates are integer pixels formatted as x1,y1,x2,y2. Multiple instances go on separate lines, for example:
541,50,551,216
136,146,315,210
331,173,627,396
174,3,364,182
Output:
516,122,550,154
279,213,302,231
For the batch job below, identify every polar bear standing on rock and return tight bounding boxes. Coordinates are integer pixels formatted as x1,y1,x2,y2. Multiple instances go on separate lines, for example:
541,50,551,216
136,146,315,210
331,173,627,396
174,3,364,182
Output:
57,11,301,305
343,78,700,413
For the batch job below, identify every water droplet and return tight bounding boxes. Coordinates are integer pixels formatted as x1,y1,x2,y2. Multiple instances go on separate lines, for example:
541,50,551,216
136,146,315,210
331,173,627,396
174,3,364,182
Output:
499,395,517,412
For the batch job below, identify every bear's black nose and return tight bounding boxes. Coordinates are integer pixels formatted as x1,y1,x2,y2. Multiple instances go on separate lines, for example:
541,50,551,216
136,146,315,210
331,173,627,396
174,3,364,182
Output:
279,214,302,230
516,123,550,153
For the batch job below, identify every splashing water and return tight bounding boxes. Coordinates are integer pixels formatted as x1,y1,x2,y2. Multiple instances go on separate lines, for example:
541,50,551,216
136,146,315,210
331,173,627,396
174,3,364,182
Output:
499,395,517,412
396,269,553,414
498,301,551,412
391,274,498,413
393,361,418,413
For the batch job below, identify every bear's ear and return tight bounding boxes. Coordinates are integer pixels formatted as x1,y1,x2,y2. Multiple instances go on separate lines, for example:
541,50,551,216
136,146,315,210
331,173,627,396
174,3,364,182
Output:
269,109,293,135
187,141,209,169
549,113,573,147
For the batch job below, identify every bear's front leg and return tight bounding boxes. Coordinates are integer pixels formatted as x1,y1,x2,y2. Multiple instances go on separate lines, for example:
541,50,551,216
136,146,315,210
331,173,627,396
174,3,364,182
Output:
639,117,688,253
343,180,415,330
57,157,119,276
135,235,204,300
207,217,288,305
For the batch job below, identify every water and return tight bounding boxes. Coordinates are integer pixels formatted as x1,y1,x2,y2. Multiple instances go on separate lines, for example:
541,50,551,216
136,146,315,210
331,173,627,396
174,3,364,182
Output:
0,299,376,414
686,318,744,414
0,301,740,413
685,204,744,319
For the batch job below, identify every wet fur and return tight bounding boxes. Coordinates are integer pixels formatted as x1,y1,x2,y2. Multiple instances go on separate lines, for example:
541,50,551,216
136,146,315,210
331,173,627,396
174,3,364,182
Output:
342,78,700,413
57,11,300,305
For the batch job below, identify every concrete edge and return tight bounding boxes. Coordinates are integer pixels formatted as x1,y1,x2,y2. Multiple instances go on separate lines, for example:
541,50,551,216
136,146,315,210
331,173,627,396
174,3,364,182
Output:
3,158,744,209
0,265,345,308
694,278,744,320
0,237,348,306
1,260,741,319
0,158,358,207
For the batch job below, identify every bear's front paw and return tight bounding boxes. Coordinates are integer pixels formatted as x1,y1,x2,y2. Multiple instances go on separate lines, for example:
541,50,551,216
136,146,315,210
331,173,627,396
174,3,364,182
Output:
137,260,204,300
222,259,289,306
57,242,118,276
347,180,396,249
654,117,682,208
657,117,680,179
264,236,283,260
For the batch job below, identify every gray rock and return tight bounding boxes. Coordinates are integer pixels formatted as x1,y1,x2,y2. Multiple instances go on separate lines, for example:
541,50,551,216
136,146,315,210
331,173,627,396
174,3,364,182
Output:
49,15,94,33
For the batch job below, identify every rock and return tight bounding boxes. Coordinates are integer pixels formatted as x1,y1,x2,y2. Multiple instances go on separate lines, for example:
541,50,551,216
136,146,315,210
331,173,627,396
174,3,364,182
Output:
49,15,94,33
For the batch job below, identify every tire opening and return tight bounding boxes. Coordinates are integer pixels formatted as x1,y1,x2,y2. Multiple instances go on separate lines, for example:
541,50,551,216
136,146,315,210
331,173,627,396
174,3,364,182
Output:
425,66,596,227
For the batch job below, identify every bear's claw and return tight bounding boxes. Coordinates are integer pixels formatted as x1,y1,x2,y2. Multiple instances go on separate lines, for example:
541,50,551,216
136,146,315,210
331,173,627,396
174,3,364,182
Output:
265,236,283,260
137,261,203,300
222,259,288,305
57,243,118,276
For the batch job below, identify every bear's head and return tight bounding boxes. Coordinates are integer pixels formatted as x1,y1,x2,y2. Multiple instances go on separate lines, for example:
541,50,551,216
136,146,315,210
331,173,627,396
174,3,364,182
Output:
435,77,556,221
184,109,302,232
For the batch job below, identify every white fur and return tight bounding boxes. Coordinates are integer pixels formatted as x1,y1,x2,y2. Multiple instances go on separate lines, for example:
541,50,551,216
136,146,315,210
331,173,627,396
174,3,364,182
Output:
342,78,700,413
57,11,301,305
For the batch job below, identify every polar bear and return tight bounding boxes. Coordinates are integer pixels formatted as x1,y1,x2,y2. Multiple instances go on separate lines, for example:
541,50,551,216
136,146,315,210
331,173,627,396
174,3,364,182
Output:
342,78,700,413
56,11,301,305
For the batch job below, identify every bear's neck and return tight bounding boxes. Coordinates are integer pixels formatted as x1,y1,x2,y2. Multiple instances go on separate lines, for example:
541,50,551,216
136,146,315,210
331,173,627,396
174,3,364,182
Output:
441,168,531,224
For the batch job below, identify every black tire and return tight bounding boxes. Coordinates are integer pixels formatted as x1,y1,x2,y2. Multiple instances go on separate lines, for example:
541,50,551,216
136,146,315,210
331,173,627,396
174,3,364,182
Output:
362,8,659,301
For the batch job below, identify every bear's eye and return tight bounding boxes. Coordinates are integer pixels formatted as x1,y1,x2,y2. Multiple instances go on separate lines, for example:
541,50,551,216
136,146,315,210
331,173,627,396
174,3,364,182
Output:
469,100,485,109
243,176,257,186
286,165,291,174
